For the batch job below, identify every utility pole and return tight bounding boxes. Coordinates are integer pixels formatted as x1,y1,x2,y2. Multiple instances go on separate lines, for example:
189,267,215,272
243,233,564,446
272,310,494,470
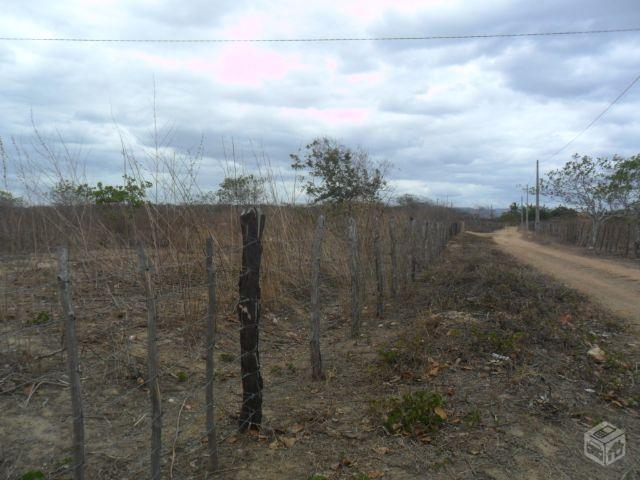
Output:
535,160,540,233
520,194,524,229
525,184,529,231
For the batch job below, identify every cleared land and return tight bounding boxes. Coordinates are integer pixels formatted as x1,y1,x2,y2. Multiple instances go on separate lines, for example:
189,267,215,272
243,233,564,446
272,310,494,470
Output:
482,227,640,328
1,233,639,479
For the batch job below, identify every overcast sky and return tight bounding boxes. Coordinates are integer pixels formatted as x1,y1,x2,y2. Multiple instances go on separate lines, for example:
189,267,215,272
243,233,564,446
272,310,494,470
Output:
1,0,639,207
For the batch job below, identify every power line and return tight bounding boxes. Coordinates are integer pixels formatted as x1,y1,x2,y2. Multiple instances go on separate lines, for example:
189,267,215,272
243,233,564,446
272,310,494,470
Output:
0,27,639,43
548,72,640,160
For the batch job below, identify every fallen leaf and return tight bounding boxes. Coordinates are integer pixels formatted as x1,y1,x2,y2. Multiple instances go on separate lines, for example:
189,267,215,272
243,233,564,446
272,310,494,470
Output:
374,446,390,455
280,436,296,448
290,423,304,434
226,435,239,444
368,471,384,478
588,346,606,362
434,407,448,420
268,440,279,450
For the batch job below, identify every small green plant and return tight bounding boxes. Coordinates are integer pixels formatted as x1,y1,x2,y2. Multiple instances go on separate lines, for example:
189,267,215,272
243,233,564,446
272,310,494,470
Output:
377,390,446,435
29,311,50,325
286,362,297,373
220,352,235,363
378,347,398,366
307,475,328,480
19,472,45,480
465,409,481,427
177,371,188,382
270,365,283,376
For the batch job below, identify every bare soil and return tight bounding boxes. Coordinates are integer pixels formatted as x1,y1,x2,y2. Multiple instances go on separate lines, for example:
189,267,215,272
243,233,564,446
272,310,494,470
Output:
1,233,639,479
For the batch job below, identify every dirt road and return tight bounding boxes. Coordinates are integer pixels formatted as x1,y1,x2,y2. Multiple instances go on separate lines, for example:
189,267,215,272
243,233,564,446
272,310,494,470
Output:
478,227,640,327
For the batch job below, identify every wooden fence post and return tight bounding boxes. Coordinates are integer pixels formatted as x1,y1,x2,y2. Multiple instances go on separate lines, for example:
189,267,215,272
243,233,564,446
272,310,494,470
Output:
204,238,219,471
238,207,265,431
409,217,417,282
389,218,398,298
348,217,361,338
374,219,384,317
57,247,85,480
420,220,429,270
310,215,325,380
137,245,162,480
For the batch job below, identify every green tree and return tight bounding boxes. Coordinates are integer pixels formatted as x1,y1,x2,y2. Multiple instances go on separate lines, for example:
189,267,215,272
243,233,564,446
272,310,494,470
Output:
48,180,94,206
396,194,427,207
610,154,640,214
91,176,152,207
216,174,265,205
541,154,628,247
290,137,387,205
0,189,24,207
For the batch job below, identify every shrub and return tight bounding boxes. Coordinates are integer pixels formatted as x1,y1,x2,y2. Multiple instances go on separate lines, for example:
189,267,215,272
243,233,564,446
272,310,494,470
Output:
377,390,446,435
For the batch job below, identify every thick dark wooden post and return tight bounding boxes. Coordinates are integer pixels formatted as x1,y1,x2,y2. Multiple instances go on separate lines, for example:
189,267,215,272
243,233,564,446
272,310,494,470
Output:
238,207,265,431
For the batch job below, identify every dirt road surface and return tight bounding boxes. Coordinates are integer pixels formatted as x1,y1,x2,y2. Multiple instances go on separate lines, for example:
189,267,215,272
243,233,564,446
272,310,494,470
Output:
477,227,640,328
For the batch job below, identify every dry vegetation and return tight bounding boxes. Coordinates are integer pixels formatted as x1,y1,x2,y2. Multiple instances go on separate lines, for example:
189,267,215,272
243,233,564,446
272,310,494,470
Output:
1,205,639,479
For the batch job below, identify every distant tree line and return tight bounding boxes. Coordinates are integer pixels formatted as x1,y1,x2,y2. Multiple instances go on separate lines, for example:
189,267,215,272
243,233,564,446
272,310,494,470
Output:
502,153,640,248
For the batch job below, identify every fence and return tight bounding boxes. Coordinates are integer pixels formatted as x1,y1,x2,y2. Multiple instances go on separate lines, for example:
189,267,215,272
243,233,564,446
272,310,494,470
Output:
535,218,640,258
0,208,463,479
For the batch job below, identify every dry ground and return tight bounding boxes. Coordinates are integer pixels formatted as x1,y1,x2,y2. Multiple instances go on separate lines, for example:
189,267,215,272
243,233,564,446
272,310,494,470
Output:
1,233,639,479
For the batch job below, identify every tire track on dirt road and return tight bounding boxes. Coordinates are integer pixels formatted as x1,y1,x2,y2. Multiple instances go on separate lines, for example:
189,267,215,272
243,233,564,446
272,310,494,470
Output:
472,227,640,331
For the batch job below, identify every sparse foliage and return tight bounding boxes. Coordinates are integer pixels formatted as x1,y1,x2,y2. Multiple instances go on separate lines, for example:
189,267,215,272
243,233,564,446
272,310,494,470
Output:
541,154,628,247
48,180,94,206
0,189,24,207
290,137,387,205
216,174,265,205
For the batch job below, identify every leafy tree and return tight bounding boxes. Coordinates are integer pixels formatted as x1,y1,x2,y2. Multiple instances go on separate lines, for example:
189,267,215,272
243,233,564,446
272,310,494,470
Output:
610,154,640,214
48,180,94,206
548,205,578,218
396,194,427,207
290,137,387,205
91,176,152,207
0,189,24,207
499,202,521,223
216,174,265,205
541,154,628,247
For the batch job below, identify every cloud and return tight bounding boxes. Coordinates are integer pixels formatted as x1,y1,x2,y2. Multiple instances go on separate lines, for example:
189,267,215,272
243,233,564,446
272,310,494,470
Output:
0,0,639,207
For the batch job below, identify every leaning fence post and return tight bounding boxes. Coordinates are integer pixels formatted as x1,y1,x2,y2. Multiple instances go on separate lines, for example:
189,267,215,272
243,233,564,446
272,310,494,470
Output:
348,217,362,338
238,207,265,431
137,245,162,480
204,238,219,471
389,218,398,298
374,219,384,317
57,247,85,480
310,215,325,380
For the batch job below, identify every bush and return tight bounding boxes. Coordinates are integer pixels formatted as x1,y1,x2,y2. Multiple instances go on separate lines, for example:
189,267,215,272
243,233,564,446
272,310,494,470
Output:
377,390,446,435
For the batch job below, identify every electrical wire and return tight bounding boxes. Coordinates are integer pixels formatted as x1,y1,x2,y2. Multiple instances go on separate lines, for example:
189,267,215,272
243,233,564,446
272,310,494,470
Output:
0,27,639,44
548,72,640,160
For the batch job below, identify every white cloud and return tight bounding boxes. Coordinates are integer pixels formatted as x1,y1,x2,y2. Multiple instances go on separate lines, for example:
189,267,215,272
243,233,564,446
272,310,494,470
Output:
0,0,639,206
